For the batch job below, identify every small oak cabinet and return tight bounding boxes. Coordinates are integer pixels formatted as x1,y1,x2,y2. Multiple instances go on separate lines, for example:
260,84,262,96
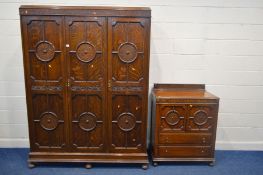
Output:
20,5,151,169
151,84,219,166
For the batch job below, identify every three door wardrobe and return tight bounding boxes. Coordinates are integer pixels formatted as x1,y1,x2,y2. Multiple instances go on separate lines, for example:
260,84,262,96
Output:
20,5,151,169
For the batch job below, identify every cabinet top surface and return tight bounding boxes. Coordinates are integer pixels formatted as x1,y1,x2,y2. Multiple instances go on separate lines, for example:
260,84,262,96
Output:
153,84,219,100
19,5,151,17
20,5,151,11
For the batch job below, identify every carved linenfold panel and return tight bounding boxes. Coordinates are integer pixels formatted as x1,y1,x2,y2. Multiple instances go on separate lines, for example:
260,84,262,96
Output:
31,86,62,91
71,86,101,91
112,86,143,91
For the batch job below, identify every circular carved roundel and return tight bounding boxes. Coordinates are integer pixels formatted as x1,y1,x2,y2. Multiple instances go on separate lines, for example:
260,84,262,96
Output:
117,113,136,132
118,42,138,63
165,110,180,126
194,110,208,125
40,112,58,131
78,113,97,131
36,41,55,62
76,42,96,62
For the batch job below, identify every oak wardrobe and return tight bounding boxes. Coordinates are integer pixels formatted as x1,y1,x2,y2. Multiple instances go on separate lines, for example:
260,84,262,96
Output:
20,5,151,169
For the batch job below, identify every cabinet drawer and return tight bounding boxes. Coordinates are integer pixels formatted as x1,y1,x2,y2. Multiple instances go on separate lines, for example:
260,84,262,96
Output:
158,146,212,157
159,133,212,145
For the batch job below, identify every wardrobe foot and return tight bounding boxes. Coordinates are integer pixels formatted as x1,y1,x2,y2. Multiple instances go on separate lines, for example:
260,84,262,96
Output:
28,162,35,169
85,163,92,169
153,162,158,167
142,163,148,170
209,160,216,166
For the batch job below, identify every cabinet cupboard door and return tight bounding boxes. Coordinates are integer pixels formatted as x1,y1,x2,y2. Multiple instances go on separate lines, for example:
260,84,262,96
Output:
186,104,217,132
65,17,107,152
107,17,150,152
21,16,68,151
158,105,187,132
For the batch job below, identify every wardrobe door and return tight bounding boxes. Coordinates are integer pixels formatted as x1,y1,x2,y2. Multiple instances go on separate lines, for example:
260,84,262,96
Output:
21,16,68,151
108,17,150,153
65,17,107,152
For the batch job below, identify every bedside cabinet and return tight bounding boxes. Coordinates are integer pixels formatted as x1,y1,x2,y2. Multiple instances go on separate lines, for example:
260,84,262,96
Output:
151,84,219,166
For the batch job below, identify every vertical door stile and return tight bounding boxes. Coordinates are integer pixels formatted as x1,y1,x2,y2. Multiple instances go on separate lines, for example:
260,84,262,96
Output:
104,16,109,153
107,17,113,152
63,15,70,151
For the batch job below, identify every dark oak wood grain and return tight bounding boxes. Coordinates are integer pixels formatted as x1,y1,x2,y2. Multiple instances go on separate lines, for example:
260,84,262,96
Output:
20,5,151,169
151,84,219,166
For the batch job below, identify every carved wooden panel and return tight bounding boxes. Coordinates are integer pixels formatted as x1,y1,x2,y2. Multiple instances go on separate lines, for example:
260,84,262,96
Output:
70,94,104,151
65,17,106,151
108,17,149,86
159,105,187,132
66,17,105,83
110,95,143,152
26,16,63,82
32,94,66,150
187,105,216,132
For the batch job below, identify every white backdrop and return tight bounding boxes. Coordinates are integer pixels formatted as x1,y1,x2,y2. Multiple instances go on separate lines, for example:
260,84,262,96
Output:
0,0,263,150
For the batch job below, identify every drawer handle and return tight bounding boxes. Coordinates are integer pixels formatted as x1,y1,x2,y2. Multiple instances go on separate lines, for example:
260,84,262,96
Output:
165,149,168,153
189,104,193,108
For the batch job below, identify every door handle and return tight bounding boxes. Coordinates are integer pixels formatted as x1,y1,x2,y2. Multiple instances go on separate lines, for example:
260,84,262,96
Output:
108,80,112,88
